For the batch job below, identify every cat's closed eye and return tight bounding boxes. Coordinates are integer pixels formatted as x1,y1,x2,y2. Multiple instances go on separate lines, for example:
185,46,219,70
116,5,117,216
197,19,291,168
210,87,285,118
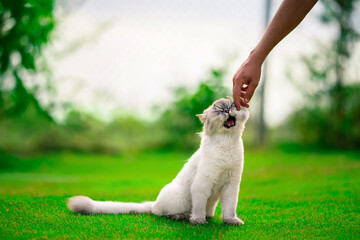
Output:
213,106,223,112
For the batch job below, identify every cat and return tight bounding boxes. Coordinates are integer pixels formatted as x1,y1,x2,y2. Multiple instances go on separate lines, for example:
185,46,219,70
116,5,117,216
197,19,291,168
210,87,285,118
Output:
68,97,249,225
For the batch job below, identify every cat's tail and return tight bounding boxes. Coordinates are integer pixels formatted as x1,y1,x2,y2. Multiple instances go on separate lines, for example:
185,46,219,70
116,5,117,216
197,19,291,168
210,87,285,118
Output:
68,196,154,215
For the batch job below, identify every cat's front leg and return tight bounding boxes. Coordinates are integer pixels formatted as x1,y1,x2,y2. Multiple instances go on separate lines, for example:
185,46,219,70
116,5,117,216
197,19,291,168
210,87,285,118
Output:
220,179,244,226
189,174,213,225
206,192,220,218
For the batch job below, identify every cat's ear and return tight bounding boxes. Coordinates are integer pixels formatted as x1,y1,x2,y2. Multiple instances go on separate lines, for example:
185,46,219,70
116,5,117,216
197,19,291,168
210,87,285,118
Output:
196,114,205,123
227,96,233,101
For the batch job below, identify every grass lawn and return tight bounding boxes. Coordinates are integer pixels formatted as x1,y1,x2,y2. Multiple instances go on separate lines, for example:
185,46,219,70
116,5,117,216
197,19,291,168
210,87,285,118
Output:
0,148,359,239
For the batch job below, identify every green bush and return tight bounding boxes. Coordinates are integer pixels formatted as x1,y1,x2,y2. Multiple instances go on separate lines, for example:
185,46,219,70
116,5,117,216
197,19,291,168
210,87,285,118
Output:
288,84,360,148
0,66,232,154
156,68,229,150
286,0,359,149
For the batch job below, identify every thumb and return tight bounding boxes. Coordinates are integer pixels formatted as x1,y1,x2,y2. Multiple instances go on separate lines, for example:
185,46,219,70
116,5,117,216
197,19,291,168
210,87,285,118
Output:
244,81,259,103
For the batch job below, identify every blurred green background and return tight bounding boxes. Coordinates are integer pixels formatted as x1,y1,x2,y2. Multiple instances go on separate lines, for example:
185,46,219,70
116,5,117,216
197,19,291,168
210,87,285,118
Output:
0,0,359,239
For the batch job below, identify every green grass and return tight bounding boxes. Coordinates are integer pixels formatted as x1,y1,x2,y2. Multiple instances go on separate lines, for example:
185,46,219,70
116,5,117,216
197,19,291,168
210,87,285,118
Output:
0,149,359,239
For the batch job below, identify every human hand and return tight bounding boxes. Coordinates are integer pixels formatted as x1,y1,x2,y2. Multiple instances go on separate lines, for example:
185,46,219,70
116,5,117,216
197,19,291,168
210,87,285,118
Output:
232,55,262,109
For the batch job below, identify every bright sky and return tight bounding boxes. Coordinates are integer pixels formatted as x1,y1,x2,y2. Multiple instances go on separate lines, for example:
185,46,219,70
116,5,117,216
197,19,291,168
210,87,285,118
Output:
47,0,359,125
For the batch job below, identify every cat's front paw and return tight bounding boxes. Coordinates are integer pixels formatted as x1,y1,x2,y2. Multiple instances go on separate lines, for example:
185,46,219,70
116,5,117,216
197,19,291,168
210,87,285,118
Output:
223,217,244,226
190,217,208,225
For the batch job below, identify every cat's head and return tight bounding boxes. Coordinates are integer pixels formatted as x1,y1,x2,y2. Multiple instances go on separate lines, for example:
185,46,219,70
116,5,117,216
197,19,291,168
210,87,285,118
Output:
196,97,249,135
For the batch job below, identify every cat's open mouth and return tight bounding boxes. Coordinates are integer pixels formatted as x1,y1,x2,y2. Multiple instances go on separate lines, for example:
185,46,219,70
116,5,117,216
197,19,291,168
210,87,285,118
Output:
224,116,236,128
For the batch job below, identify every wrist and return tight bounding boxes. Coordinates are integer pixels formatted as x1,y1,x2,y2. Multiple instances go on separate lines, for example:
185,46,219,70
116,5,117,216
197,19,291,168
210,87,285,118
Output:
248,47,266,65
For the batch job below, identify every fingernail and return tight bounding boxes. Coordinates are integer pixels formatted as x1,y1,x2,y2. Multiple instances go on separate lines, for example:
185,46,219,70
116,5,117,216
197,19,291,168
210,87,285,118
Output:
244,98,249,103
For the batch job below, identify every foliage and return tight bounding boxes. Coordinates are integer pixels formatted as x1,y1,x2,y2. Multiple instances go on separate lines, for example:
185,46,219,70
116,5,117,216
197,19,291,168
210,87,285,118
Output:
0,0,233,154
0,0,55,118
0,0,165,155
320,0,359,57
288,83,360,148
0,106,167,154
0,64,248,154
0,1,248,154
0,65,232,154
1,149,359,238
287,0,360,148
157,68,229,150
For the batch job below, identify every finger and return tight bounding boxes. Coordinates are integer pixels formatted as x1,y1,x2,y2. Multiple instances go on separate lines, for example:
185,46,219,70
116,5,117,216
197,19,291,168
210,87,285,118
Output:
244,81,259,103
232,77,245,110
232,85,242,110
239,97,249,108
233,84,248,109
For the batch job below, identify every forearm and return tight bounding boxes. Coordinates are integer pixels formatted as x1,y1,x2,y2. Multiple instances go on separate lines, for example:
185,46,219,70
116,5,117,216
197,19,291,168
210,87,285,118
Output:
250,0,318,64
232,0,318,108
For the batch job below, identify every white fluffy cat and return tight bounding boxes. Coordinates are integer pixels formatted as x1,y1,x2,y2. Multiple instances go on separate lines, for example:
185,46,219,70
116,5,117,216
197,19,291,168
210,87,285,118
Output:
68,97,249,225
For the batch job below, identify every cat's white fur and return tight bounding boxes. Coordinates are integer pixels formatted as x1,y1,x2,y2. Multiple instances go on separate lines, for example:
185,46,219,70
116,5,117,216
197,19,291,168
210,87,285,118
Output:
68,97,249,225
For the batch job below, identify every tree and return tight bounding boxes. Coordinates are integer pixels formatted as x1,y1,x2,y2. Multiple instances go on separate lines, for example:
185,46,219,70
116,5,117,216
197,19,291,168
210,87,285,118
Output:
0,0,55,119
288,0,360,148
320,0,359,123
157,67,229,150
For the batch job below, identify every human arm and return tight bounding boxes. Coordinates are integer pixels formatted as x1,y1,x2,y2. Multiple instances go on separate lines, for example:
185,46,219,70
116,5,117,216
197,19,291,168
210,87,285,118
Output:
233,0,318,109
